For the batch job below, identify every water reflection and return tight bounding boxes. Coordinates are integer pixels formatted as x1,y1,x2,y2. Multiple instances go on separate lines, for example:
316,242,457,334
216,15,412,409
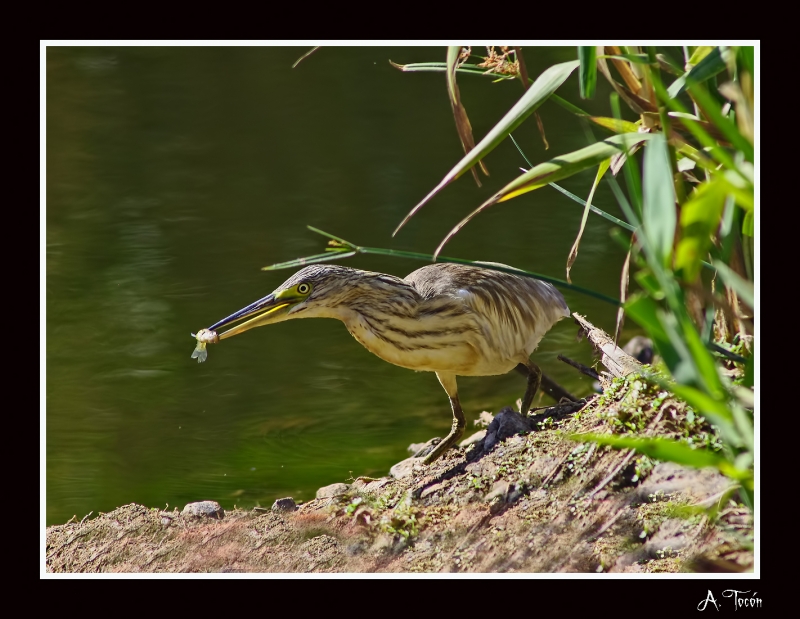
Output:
46,46,641,525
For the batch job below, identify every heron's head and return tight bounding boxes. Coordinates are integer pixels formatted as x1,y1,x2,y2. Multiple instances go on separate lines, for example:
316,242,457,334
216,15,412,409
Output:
208,264,363,340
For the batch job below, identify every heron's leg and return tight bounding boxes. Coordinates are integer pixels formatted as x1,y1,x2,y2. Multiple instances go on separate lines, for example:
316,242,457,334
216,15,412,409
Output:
515,360,542,414
422,372,466,464
516,362,579,408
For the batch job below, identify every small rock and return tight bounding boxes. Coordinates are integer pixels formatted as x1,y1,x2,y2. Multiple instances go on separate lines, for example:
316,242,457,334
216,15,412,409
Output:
484,407,533,451
315,483,351,499
351,476,393,492
465,460,497,478
181,501,225,519
271,497,297,512
363,477,393,493
420,483,443,499
390,456,423,479
484,480,510,503
350,476,375,489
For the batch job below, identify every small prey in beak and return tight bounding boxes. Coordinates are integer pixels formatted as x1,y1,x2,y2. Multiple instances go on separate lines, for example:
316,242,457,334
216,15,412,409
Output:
190,328,219,363
190,291,296,362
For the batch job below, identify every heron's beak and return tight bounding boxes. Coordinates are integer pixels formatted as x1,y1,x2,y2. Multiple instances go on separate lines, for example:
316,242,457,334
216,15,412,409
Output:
207,293,293,340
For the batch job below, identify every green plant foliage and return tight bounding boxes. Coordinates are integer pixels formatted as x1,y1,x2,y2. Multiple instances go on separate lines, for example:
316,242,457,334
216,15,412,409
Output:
642,133,677,269
587,116,639,133
578,46,597,99
667,46,728,98
675,180,728,281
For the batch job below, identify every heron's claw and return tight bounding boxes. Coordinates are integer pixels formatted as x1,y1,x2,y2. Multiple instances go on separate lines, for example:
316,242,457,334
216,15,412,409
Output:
411,437,442,459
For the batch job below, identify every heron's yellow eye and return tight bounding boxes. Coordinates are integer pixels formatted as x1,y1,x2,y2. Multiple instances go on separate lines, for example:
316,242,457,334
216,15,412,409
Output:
297,283,311,295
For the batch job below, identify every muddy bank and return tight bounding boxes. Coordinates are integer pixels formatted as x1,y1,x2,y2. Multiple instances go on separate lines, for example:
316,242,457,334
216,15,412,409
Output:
45,374,753,573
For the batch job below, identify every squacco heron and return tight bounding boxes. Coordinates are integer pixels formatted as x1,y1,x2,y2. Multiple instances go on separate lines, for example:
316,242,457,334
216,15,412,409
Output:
198,263,570,463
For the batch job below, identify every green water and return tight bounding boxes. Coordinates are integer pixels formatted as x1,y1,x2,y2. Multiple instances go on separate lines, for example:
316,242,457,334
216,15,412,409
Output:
46,46,639,525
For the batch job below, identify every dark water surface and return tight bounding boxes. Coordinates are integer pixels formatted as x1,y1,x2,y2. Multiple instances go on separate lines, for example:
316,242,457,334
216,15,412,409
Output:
46,46,639,525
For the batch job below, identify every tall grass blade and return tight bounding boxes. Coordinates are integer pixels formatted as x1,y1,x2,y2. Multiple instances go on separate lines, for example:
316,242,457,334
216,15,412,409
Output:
737,46,754,77
667,46,727,98
686,46,716,67
656,53,685,75
446,46,487,186
549,94,590,116
598,53,649,65
261,227,621,306
390,61,516,80
596,53,656,114
642,133,677,269
683,82,754,161
610,93,643,216
514,47,530,87
657,307,728,398
625,294,681,371
731,404,754,453
566,159,610,282
606,45,643,94
261,251,357,271
393,60,580,236
675,178,727,281
509,134,633,232
291,47,321,69
649,72,751,173
548,183,635,231
677,311,726,397
615,246,632,345
587,117,639,134
713,260,754,309
433,133,653,258
571,434,751,483
578,46,597,99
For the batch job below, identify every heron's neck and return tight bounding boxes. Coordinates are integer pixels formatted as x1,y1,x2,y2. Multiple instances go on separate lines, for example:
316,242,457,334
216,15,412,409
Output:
299,273,476,346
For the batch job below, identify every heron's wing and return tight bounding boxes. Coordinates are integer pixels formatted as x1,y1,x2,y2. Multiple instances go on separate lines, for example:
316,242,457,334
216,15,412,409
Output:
405,263,569,334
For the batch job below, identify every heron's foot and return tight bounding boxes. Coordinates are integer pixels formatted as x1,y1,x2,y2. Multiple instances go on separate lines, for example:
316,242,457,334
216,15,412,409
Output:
516,361,542,415
411,437,442,458
422,431,464,465
424,385,466,465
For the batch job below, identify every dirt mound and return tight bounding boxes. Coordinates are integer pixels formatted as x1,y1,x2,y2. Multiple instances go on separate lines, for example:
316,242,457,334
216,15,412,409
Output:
46,378,753,573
